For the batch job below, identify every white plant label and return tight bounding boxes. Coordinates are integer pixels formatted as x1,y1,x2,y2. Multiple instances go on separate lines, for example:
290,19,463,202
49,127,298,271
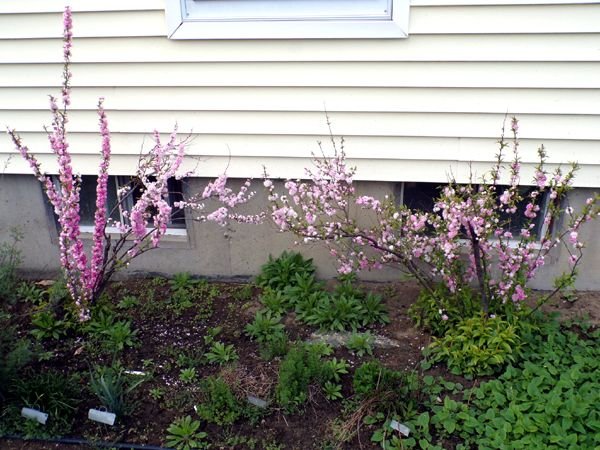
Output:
21,407,48,425
389,419,410,436
88,408,116,426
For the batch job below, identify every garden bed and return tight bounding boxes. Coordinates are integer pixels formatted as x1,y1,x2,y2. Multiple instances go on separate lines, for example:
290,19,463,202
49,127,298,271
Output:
1,262,599,450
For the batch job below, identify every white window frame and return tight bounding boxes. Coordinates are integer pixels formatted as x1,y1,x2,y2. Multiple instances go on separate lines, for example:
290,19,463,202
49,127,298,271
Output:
165,0,410,39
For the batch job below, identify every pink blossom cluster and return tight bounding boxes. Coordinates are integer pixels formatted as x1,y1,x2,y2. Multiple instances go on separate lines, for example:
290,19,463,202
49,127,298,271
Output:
175,175,264,226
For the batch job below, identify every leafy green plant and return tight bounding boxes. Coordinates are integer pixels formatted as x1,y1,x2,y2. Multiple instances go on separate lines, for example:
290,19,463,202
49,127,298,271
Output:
283,272,324,307
89,364,145,417
232,283,254,302
117,295,139,310
196,376,242,425
321,357,349,383
203,326,222,346
245,309,285,343
255,251,316,291
305,294,363,331
259,289,288,315
102,320,138,353
0,228,23,303
360,292,390,326
16,282,45,304
276,344,323,411
30,310,67,341
323,381,343,401
179,367,197,383
166,415,209,450
409,284,480,337
0,316,32,401
205,342,238,365
346,332,374,357
259,331,289,360
424,314,520,377
352,361,401,398
149,387,165,400
427,321,600,449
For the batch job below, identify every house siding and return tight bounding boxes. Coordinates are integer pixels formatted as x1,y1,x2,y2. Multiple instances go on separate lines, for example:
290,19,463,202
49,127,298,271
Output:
0,1,599,287
0,0,599,186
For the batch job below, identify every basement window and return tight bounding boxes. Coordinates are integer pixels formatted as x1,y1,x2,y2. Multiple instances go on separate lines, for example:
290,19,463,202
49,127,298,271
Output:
165,0,410,39
56,176,187,234
397,182,550,240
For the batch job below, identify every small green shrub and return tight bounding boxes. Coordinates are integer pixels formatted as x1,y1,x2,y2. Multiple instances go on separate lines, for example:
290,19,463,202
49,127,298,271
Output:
16,282,45,304
352,361,401,398
424,314,520,377
409,284,494,337
196,376,242,425
166,415,209,450
117,295,139,310
259,332,289,360
275,344,323,412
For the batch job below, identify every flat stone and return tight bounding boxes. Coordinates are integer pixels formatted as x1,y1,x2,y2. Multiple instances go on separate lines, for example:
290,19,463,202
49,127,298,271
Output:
247,395,269,409
308,331,401,349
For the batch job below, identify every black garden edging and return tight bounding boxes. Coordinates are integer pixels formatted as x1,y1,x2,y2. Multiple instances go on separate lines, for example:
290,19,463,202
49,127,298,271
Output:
1,435,171,450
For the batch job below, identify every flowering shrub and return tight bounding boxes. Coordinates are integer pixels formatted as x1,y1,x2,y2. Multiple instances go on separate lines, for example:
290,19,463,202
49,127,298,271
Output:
266,122,599,325
8,8,259,320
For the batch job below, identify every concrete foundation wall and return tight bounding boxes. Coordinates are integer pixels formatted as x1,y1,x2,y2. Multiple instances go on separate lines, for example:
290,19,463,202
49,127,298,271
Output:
0,174,598,290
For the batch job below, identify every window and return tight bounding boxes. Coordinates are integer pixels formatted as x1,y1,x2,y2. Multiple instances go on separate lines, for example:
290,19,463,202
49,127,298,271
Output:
397,182,550,240
165,0,409,39
67,176,186,233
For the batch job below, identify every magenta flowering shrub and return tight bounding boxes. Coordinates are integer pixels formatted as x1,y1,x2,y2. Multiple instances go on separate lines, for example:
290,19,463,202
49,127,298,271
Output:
266,122,599,322
8,8,259,320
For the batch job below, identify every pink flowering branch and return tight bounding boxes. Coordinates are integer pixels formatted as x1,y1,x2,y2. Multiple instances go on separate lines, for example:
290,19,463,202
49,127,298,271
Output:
7,8,264,320
266,118,599,322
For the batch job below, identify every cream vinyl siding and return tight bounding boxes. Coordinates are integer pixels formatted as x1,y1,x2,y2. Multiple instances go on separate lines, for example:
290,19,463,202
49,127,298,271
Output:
0,1,599,187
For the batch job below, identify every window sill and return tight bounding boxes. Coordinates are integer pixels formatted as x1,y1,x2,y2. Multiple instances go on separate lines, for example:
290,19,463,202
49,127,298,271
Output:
165,0,409,39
